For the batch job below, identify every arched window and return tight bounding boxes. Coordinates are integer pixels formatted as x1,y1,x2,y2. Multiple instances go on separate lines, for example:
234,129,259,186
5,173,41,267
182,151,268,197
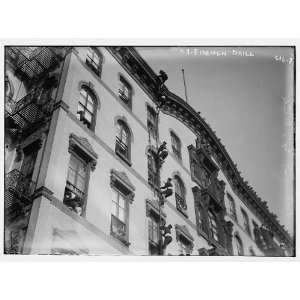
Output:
234,234,244,256
171,131,182,160
77,86,97,130
174,175,187,215
115,120,131,164
86,47,103,76
208,210,219,242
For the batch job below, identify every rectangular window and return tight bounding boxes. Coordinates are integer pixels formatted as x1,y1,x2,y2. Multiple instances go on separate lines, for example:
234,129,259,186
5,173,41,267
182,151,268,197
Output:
208,210,219,242
119,76,132,109
147,106,158,139
86,47,102,76
63,154,88,216
110,186,130,245
148,213,160,255
147,151,159,188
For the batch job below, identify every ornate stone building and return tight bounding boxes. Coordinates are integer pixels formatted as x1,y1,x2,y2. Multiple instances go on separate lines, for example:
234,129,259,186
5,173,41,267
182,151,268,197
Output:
4,46,294,256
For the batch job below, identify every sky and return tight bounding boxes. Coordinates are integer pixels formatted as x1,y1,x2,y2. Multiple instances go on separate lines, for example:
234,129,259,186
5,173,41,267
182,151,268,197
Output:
137,46,295,236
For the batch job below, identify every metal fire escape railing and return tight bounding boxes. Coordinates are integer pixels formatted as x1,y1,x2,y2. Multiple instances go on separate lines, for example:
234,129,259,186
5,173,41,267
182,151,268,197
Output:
5,46,65,137
4,47,66,254
5,87,55,137
5,169,37,219
4,169,37,254
6,46,63,81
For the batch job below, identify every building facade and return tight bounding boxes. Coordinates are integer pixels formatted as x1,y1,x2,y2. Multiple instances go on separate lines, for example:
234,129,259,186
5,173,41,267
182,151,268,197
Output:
4,46,294,256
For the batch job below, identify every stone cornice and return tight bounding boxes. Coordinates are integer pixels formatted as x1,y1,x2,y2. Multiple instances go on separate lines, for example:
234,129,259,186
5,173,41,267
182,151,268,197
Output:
106,46,293,248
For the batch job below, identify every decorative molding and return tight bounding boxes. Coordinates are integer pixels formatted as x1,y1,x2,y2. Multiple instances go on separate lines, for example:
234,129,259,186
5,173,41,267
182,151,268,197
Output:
110,169,135,203
69,133,98,171
175,224,194,242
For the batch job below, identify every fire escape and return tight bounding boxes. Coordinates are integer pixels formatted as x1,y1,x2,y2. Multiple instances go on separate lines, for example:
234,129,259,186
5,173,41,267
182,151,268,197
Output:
4,46,65,254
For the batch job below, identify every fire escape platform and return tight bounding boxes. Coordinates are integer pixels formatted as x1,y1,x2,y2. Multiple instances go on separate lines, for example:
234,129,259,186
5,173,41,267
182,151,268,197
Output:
7,46,63,81
5,89,54,138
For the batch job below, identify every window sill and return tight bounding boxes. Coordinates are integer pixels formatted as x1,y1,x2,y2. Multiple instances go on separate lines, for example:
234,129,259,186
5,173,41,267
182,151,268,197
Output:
197,226,209,241
177,207,189,218
115,151,132,167
111,232,130,247
85,60,101,77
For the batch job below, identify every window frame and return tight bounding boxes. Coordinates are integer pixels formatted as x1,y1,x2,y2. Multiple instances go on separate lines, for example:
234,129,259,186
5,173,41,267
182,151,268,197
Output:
115,120,131,165
146,199,166,255
110,187,130,244
241,208,251,236
177,235,193,255
170,131,182,161
174,175,188,216
147,150,159,188
86,47,103,77
118,75,133,109
147,210,161,255
110,170,135,246
147,105,158,139
64,152,90,217
175,225,194,256
76,85,97,131
208,210,219,242
65,133,98,217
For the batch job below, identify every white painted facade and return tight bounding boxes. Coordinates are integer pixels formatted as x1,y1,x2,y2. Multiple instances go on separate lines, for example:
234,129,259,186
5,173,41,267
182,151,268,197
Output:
5,46,292,256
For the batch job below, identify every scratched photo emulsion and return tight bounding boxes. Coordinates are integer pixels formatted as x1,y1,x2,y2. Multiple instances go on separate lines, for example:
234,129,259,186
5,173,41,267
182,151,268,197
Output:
4,46,295,256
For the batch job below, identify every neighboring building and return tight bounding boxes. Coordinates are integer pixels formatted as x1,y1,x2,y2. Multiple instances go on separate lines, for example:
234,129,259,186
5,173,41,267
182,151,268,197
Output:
4,46,294,256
